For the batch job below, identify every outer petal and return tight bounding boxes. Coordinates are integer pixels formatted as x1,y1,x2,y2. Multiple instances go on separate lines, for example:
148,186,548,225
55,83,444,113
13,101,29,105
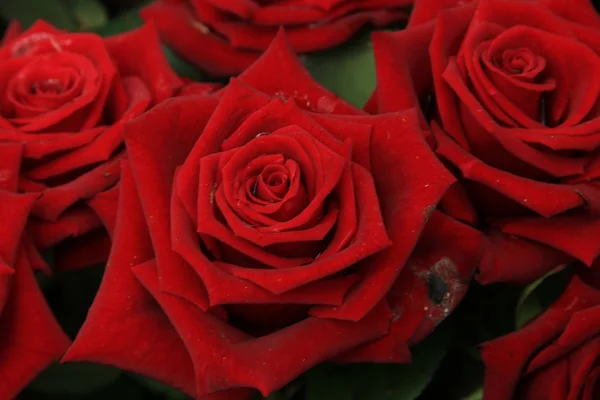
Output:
539,0,600,29
0,21,22,46
140,1,259,77
477,232,573,285
104,23,183,103
125,95,218,309
238,29,361,115
135,261,391,397
371,22,434,115
65,162,199,397
0,246,70,399
339,210,482,362
407,0,469,27
309,109,456,321
481,276,600,400
498,215,600,267
87,183,120,237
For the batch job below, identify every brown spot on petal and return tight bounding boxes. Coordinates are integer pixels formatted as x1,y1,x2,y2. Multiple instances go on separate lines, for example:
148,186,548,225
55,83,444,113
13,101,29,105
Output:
191,20,210,34
414,257,467,323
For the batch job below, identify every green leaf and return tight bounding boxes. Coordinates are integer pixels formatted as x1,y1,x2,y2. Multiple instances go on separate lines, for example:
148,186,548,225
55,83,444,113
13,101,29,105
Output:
463,388,483,400
69,0,109,30
93,9,143,36
0,0,76,30
93,9,205,82
161,45,206,81
515,266,570,329
28,362,122,395
131,374,191,399
304,35,375,108
304,320,453,400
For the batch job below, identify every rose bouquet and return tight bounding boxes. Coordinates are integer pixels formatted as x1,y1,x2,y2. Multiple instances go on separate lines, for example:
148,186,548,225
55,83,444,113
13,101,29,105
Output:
1,0,600,399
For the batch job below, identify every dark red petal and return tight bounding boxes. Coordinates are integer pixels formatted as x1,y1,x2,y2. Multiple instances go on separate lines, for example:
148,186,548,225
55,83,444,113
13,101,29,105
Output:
564,337,600,398
371,22,434,116
488,26,600,127
227,163,391,295
308,110,455,321
30,154,122,221
443,59,589,178
195,154,313,268
238,29,361,115
11,34,116,133
64,163,199,397
0,21,22,46
175,79,269,222
221,99,349,160
173,184,358,306
310,113,372,170
407,0,470,27
1,126,104,160
87,183,120,237
28,206,102,250
428,4,477,148
525,304,600,374
25,124,127,181
0,246,70,400
216,186,339,247
0,142,23,192
539,0,600,29
203,0,258,18
125,96,218,310
317,163,356,257
134,265,390,397
481,276,600,400
518,359,569,400
104,23,182,104
433,124,584,217
499,215,600,266
52,229,111,272
0,191,36,266
340,210,481,361
198,1,405,53
140,1,258,77
22,235,51,275
477,232,574,285
438,182,478,226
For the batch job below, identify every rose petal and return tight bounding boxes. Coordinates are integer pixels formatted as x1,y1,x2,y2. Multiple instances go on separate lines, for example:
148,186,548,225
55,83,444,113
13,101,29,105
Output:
481,276,600,400
0,246,70,400
498,215,600,266
477,231,574,285
104,23,182,104
238,29,361,115
125,96,218,309
140,1,259,76
63,163,200,398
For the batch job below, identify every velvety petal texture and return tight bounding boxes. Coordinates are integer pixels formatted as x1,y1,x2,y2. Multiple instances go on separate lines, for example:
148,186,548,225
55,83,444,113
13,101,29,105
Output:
370,0,600,285
0,21,216,271
141,0,412,76
482,274,600,400
66,32,482,399
0,143,70,398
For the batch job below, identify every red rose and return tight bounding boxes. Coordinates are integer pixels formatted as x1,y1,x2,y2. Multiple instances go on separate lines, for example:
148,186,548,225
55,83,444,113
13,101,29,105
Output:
65,33,482,399
481,274,600,400
369,0,600,285
0,21,185,271
0,142,70,399
140,0,412,77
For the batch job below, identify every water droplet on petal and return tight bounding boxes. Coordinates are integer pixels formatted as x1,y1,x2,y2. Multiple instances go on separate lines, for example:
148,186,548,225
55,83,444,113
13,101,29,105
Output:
317,96,336,113
0,169,11,182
